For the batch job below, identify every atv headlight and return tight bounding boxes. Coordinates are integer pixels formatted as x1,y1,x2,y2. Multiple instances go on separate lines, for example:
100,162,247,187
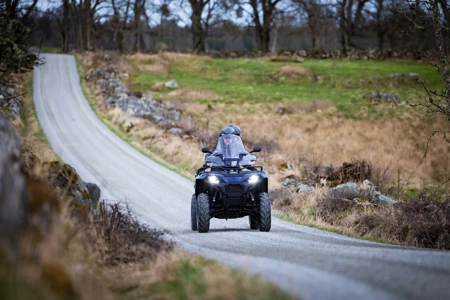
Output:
208,176,220,184
248,175,260,184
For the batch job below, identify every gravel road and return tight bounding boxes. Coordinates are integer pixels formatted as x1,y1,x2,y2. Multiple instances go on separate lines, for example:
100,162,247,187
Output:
34,54,450,300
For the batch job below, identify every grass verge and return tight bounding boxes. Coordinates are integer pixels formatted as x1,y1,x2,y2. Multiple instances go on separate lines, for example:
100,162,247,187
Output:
20,72,59,161
274,212,397,245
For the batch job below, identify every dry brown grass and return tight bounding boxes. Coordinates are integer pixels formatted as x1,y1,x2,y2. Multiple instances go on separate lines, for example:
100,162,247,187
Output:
98,95,450,191
80,51,134,74
273,187,450,249
278,65,312,79
127,52,212,75
127,53,169,74
97,52,449,190
106,251,293,300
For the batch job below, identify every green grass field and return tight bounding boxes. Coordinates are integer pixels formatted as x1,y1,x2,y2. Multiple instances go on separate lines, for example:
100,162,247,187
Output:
127,55,442,119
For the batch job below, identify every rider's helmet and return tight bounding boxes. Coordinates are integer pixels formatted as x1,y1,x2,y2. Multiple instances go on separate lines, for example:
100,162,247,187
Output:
220,124,242,136
229,124,242,136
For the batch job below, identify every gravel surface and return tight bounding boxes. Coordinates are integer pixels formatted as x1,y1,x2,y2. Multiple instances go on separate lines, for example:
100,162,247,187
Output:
34,54,450,300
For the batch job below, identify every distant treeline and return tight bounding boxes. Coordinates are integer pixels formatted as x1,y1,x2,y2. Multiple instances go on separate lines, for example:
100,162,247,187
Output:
12,0,450,54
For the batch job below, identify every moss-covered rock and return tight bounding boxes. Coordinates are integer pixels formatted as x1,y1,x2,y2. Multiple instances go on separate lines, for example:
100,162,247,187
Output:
44,161,101,211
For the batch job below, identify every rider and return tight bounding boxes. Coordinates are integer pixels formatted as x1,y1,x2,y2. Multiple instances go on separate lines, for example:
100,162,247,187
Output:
211,124,243,152
197,124,243,175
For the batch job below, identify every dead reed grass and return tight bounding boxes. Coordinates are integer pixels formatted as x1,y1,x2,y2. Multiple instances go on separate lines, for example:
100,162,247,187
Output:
80,51,134,74
104,96,449,191
273,187,450,249
127,53,169,74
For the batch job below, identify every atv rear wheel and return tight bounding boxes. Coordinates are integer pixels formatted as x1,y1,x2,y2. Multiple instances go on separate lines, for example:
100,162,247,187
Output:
191,194,197,231
197,193,210,233
259,192,271,232
249,215,259,230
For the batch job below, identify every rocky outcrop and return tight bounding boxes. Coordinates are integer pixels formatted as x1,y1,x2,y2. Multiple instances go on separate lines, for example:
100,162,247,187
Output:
165,79,178,89
281,178,316,193
86,66,180,124
0,86,21,120
0,112,29,259
45,161,101,209
364,91,401,105
0,110,102,260
208,48,432,60
281,177,397,206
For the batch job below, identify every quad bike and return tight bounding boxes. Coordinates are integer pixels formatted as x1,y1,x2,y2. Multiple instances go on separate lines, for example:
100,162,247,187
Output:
191,133,271,233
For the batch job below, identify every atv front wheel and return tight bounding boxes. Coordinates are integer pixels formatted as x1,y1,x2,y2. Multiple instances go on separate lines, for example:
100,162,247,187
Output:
191,194,197,231
249,215,259,230
197,193,210,233
259,192,271,232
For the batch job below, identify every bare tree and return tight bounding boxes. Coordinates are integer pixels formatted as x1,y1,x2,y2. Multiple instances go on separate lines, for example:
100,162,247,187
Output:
247,0,282,53
4,0,38,21
374,0,386,51
292,0,333,51
404,0,450,156
68,0,105,51
187,0,220,53
61,0,70,52
133,0,146,52
109,0,132,53
437,0,450,53
337,0,369,52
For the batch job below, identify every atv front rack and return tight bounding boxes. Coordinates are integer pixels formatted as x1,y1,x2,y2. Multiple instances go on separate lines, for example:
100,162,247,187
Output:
196,165,263,175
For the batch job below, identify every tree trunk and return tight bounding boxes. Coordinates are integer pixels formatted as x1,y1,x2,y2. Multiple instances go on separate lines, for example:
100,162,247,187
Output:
376,0,384,51
438,0,450,54
71,0,82,51
190,0,206,53
262,9,272,53
339,0,348,53
62,0,70,52
133,0,144,52
84,0,93,51
430,0,450,112
250,0,278,53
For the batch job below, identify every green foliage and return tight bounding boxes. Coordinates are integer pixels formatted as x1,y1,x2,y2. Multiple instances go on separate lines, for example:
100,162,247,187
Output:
128,56,441,119
0,12,38,77
0,10,40,108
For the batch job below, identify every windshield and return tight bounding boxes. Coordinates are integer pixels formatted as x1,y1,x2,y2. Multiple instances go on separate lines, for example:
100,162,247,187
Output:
212,134,249,159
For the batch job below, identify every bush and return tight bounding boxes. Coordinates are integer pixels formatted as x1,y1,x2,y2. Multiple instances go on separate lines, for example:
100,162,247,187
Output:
86,202,173,266
272,187,450,249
